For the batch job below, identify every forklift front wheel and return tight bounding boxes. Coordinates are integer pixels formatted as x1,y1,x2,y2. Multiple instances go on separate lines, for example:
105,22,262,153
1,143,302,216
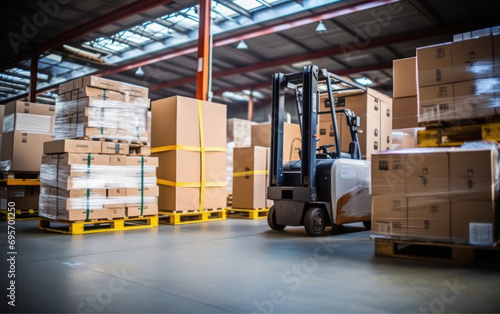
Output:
267,206,286,231
304,207,327,236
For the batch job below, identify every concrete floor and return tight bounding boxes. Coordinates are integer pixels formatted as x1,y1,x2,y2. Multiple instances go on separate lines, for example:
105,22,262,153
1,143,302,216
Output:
1,218,500,313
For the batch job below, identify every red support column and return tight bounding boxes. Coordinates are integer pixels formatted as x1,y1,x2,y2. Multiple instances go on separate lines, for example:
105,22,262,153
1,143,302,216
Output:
28,52,38,103
196,0,211,101
248,91,254,121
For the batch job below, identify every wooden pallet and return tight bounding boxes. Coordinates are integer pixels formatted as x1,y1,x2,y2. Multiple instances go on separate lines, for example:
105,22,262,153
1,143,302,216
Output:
226,208,269,219
374,237,500,264
0,171,40,180
417,121,500,147
38,215,158,235
158,209,226,225
0,209,38,221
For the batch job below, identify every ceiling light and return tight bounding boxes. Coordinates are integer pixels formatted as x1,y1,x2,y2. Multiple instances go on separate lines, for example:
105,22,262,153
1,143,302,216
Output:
135,66,145,76
315,21,327,33
236,40,248,49
354,78,374,86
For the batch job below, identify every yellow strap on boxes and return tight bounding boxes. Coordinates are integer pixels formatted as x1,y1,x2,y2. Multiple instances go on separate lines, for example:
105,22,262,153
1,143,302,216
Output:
151,145,226,153
157,179,225,188
233,170,269,177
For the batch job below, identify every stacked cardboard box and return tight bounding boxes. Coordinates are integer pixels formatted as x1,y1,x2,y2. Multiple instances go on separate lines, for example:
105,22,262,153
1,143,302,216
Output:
371,146,499,246
0,101,55,172
39,139,159,221
417,33,500,123
393,57,419,129
251,122,302,162
232,146,272,209
226,118,253,194
151,96,227,212
55,75,150,142
319,88,393,159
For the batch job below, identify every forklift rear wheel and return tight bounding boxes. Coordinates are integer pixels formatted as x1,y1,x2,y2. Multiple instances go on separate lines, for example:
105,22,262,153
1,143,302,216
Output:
304,207,327,236
363,221,371,230
267,206,286,230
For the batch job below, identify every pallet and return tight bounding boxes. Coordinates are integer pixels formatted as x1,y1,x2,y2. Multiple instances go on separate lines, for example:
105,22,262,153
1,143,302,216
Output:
158,209,226,225
38,215,158,235
0,171,39,180
77,136,149,147
418,116,500,129
417,121,500,147
374,237,500,264
226,194,233,207
0,209,38,221
0,178,40,186
128,143,151,156
226,208,269,219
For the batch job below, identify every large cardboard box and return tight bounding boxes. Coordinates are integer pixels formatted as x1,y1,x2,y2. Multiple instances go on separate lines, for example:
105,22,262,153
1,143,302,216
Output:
318,113,343,147
1,132,54,172
42,153,109,165
393,57,417,98
251,122,301,163
232,146,271,209
451,200,497,245
452,36,493,82
417,43,453,87
0,186,40,211
227,118,252,147
380,100,392,151
393,96,418,118
449,147,497,201
418,84,455,122
65,75,149,98
405,149,449,195
454,79,496,119
371,152,407,196
3,101,55,116
408,197,450,240
393,116,419,130
372,195,408,237
44,139,102,154
152,96,227,211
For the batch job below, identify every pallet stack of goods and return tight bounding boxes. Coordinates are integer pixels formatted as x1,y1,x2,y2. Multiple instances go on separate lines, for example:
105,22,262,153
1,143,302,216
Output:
318,88,393,159
392,57,422,150
0,101,55,219
151,96,227,225
227,146,273,219
226,118,253,204
371,145,499,261
38,76,159,234
416,28,500,147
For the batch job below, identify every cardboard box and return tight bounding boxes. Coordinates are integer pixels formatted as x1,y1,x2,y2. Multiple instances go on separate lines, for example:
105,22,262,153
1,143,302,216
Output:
0,132,54,172
108,207,126,219
408,197,450,240
418,84,455,122
0,186,40,211
405,149,449,195
393,57,417,98
393,116,419,130
452,36,493,82
3,113,53,133
449,147,497,200
251,122,302,163
318,114,343,147
126,203,158,217
44,139,102,154
3,101,55,116
451,200,497,245
417,43,453,87
227,118,252,147
109,156,158,167
393,96,418,118
46,188,106,199
107,189,127,197
232,147,270,209
454,79,496,119
380,100,392,151
371,152,407,196
392,130,417,150
101,142,129,155
80,76,149,98
73,86,123,102
58,80,74,94
372,195,407,236
42,153,109,165
151,96,227,211
126,186,160,197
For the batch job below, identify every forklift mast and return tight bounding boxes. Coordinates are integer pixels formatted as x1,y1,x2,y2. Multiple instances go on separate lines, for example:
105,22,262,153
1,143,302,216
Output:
269,65,367,201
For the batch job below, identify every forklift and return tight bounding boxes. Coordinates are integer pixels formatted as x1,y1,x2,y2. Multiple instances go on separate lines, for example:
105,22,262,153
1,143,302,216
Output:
267,65,372,236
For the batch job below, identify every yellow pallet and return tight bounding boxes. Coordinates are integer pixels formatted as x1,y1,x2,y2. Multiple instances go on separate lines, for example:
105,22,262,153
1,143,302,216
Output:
0,209,38,221
418,122,500,147
159,209,226,225
0,178,40,186
38,215,158,235
226,208,269,219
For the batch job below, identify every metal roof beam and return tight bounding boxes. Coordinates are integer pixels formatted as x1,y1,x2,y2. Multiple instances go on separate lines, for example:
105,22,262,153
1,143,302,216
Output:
0,0,175,69
0,81,28,91
153,18,192,33
255,0,272,8
217,0,253,19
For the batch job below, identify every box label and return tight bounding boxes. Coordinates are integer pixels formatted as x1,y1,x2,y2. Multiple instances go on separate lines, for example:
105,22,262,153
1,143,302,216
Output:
469,222,493,245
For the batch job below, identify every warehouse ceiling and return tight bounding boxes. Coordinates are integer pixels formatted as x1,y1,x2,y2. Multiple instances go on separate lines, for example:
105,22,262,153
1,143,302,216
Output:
0,0,499,121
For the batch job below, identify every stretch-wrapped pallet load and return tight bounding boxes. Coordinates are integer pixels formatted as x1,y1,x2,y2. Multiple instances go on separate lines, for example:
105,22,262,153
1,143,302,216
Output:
371,143,499,246
38,140,159,221
416,31,500,124
226,118,252,193
0,101,55,172
55,75,150,143
151,96,227,212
